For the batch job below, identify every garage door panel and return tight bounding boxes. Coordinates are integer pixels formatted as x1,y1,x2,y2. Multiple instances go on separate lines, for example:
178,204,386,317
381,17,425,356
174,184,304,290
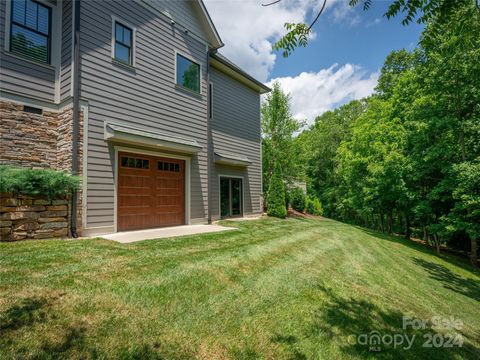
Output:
118,195,152,209
118,152,185,231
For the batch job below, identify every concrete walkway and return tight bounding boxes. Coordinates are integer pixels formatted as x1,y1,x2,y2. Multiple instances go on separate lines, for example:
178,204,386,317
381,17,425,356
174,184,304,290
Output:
102,224,237,243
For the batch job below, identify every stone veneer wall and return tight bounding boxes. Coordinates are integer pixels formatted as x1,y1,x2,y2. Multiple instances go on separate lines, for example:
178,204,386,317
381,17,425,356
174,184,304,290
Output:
0,194,69,241
0,101,84,237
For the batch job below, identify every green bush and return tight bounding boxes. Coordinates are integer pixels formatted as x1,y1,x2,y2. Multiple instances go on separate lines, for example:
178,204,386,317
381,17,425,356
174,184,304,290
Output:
266,166,287,218
290,187,306,212
285,187,291,209
306,196,323,216
0,166,80,199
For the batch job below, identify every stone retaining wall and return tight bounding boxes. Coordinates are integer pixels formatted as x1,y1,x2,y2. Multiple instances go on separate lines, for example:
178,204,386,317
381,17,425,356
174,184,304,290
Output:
0,100,83,236
0,193,70,241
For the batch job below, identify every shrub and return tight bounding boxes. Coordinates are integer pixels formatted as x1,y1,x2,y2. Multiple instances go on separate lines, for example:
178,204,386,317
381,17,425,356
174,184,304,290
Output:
285,187,291,209
290,187,306,212
266,166,287,218
306,196,323,216
0,166,80,199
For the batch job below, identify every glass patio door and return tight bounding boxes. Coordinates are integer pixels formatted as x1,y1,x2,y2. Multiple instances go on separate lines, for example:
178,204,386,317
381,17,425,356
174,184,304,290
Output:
220,177,243,218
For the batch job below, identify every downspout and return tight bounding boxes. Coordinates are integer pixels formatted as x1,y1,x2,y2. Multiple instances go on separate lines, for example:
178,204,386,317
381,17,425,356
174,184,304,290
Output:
70,0,81,238
206,49,212,224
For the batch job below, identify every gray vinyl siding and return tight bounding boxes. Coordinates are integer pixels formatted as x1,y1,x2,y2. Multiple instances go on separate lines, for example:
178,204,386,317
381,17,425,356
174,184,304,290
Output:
145,0,206,40
210,68,262,219
60,0,72,101
0,0,56,102
81,0,209,229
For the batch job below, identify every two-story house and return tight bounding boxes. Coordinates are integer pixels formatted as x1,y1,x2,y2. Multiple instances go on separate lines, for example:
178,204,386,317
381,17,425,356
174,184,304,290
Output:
0,0,269,236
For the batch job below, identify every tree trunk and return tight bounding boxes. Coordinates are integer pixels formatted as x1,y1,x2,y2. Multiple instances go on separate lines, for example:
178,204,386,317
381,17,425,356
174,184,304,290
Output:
405,215,411,240
433,234,441,254
423,226,428,243
471,238,478,269
387,210,393,234
380,214,385,233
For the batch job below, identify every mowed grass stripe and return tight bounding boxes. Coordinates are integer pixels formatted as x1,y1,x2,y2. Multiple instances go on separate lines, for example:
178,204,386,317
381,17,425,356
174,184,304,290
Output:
0,217,479,359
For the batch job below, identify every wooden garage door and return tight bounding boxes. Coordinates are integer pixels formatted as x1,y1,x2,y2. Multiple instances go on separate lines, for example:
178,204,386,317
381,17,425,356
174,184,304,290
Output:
118,152,185,231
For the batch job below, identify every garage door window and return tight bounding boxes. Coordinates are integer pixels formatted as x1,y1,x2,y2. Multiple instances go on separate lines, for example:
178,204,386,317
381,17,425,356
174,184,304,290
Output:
158,161,180,172
121,156,149,169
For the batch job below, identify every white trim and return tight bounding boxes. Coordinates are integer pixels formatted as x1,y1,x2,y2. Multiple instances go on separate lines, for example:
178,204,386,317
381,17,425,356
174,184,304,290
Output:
111,15,137,67
174,49,202,95
113,145,192,233
81,103,89,230
218,174,245,219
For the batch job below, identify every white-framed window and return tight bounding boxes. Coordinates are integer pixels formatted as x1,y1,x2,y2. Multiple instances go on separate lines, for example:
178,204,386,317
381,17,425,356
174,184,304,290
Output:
175,52,200,93
111,16,135,66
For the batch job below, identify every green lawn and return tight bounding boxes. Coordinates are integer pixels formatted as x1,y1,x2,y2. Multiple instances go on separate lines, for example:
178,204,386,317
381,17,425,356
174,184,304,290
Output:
1,217,479,359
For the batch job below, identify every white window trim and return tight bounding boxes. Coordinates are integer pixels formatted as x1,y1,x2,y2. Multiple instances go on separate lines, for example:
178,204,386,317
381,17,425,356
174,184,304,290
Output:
111,15,136,67
218,175,245,219
174,49,202,95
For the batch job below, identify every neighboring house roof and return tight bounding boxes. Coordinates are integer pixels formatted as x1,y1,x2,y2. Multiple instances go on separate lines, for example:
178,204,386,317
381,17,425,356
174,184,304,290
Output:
210,53,271,94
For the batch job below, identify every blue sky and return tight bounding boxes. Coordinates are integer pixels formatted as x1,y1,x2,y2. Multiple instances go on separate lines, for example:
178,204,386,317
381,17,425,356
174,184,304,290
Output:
205,0,424,124
271,3,423,79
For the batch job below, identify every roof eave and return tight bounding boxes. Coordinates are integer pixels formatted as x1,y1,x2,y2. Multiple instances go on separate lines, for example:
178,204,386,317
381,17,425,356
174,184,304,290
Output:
210,55,271,94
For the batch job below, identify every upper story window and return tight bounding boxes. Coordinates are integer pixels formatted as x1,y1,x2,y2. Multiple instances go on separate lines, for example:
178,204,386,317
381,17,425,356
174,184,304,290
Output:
114,21,133,65
176,54,200,93
10,0,51,64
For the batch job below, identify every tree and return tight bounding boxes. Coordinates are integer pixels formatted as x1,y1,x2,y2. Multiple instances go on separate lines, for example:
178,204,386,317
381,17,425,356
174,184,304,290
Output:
261,82,304,194
376,49,417,99
290,187,306,212
298,99,366,218
266,163,287,218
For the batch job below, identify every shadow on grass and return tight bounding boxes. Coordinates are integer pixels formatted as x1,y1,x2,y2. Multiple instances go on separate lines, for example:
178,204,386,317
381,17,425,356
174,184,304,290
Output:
359,228,478,274
412,257,480,301
308,286,479,359
0,297,50,331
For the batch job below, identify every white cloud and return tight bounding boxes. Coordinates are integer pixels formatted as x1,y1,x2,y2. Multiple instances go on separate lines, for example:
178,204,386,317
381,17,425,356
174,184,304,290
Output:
204,0,309,82
267,64,378,125
330,1,361,26
204,0,361,82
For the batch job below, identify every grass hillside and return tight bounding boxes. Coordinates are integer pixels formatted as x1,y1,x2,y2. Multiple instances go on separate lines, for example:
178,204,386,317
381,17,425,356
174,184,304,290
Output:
1,217,479,359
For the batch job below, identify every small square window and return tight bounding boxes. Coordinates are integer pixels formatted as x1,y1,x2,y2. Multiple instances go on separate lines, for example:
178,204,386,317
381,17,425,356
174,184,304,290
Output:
169,163,175,171
135,159,142,168
176,54,200,93
114,21,133,65
175,164,180,172
121,157,128,167
142,159,149,169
